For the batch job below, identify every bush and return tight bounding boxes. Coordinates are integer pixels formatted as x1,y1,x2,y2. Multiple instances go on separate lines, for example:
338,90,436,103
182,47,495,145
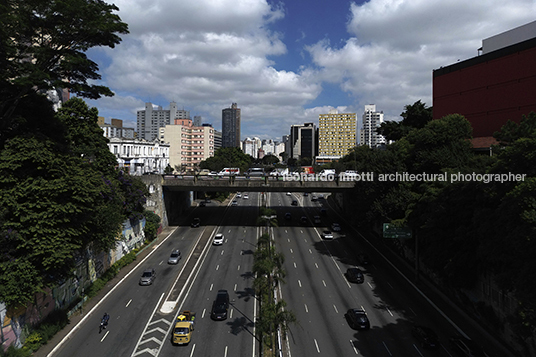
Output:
0,345,32,357
86,250,137,298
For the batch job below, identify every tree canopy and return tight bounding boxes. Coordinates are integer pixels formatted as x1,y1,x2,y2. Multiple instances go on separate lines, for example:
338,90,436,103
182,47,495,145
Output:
0,98,148,307
0,0,129,145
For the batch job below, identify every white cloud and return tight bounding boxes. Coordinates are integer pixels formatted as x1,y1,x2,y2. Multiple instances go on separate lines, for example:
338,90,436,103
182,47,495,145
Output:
306,0,536,122
91,0,535,139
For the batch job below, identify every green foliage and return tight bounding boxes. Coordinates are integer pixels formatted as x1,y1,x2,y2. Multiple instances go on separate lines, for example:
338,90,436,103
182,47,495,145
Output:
0,345,32,357
493,112,536,144
0,0,129,131
0,98,148,307
199,147,253,172
378,100,433,142
143,210,161,241
86,249,137,298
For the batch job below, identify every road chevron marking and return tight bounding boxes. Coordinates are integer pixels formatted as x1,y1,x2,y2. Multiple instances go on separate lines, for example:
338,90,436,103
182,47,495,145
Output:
138,336,164,346
132,347,158,357
143,327,168,336
148,318,172,327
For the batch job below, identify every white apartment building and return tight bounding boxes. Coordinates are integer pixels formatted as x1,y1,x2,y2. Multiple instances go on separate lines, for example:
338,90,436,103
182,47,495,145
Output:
99,118,135,139
137,102,190,141
107,137,169,175
360,104,386,147
160,118,215,173
242,137,262,158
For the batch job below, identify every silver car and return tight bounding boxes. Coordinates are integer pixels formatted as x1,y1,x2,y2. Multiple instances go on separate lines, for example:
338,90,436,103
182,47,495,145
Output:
168,249,181,264
139,268,156,285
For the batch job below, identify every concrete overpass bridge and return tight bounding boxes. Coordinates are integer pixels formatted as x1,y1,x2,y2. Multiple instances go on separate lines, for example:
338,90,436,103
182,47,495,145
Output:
161,174,357,192
140,174,357,226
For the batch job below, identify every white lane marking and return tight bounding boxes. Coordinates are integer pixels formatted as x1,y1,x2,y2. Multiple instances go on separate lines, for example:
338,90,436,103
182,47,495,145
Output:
290,248,293,253
386,307,393,317
333,304,338,313
221,250,224,255
234,284,237,291
126,299,132,307
309,249,312,254
315,263,319,269
237,265,240,270
322,280,326,287
210,283,213,291
383,341,393,356
350,340,359,355
189,344,196,357
298,280,302,287
202,309,206,318
314,339,320,353
304,304,309,313
100,330,109,342
216,264,219,270
293,262,297,268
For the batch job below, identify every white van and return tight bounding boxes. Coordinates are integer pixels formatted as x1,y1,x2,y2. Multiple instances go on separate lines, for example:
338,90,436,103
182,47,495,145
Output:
218,168,240,176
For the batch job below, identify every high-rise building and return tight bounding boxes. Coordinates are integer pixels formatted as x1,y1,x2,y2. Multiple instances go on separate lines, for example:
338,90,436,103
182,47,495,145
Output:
222,103,241,148
360,105,385,148
214,130,222,150
317,110,357,162
290,123,317,161
193,115,203,127
137,102,190,141
160,118,214,172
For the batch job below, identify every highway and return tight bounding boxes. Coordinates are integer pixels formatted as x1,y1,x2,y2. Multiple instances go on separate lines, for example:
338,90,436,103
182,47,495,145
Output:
48,190,511,357
269,191,493,357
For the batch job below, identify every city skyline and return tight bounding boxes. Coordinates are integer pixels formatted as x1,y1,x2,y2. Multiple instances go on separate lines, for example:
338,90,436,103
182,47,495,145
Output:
85,0,534,140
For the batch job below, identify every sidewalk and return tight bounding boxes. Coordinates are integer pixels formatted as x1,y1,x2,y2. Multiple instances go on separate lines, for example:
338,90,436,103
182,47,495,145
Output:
34,225,177,357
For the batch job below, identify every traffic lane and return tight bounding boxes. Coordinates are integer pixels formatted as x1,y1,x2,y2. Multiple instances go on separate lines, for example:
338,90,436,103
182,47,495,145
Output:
159,209,258,356
277,227,360,356
309,228,457,356
166,228,257,357
277,225,397,356
277,224,451,357
51,226,201,357
319,226,473,356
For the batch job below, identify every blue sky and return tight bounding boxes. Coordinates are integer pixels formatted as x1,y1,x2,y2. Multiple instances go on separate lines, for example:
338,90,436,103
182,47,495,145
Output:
86,0,535,142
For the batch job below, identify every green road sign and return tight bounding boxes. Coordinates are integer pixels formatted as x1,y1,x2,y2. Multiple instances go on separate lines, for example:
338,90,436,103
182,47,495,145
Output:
383,223,412,238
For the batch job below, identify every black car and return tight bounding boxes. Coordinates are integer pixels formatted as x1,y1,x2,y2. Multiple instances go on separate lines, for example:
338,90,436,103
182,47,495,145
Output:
191,218,200,228
300,216,308,224
284,212,292,220
412,325,440,349
291,200,298,206
320,208,327,216
345,308,370,330
345,267,364,284
211,290,230,320
449,336,485,356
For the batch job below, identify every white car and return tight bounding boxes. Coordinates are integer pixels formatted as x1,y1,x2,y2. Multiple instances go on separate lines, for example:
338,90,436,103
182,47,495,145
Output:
286,192,291,196
243,194,249,199
213,233,225,245
321,230,334,240
236,193,242,198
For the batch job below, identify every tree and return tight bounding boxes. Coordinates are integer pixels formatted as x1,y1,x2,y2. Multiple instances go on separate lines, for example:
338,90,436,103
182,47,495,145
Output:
0,98,147,307
0,0,129,145
378,100,433,142
199,147,252,172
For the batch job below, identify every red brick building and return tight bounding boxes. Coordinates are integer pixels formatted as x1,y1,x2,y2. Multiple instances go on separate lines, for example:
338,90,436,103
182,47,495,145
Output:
433,21,536,140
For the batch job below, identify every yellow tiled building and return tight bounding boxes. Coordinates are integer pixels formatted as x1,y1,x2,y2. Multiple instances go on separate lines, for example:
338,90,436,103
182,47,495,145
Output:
317,110,357,161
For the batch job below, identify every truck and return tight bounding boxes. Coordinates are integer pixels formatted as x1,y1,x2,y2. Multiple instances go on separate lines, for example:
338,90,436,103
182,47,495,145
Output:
172,310,196,345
